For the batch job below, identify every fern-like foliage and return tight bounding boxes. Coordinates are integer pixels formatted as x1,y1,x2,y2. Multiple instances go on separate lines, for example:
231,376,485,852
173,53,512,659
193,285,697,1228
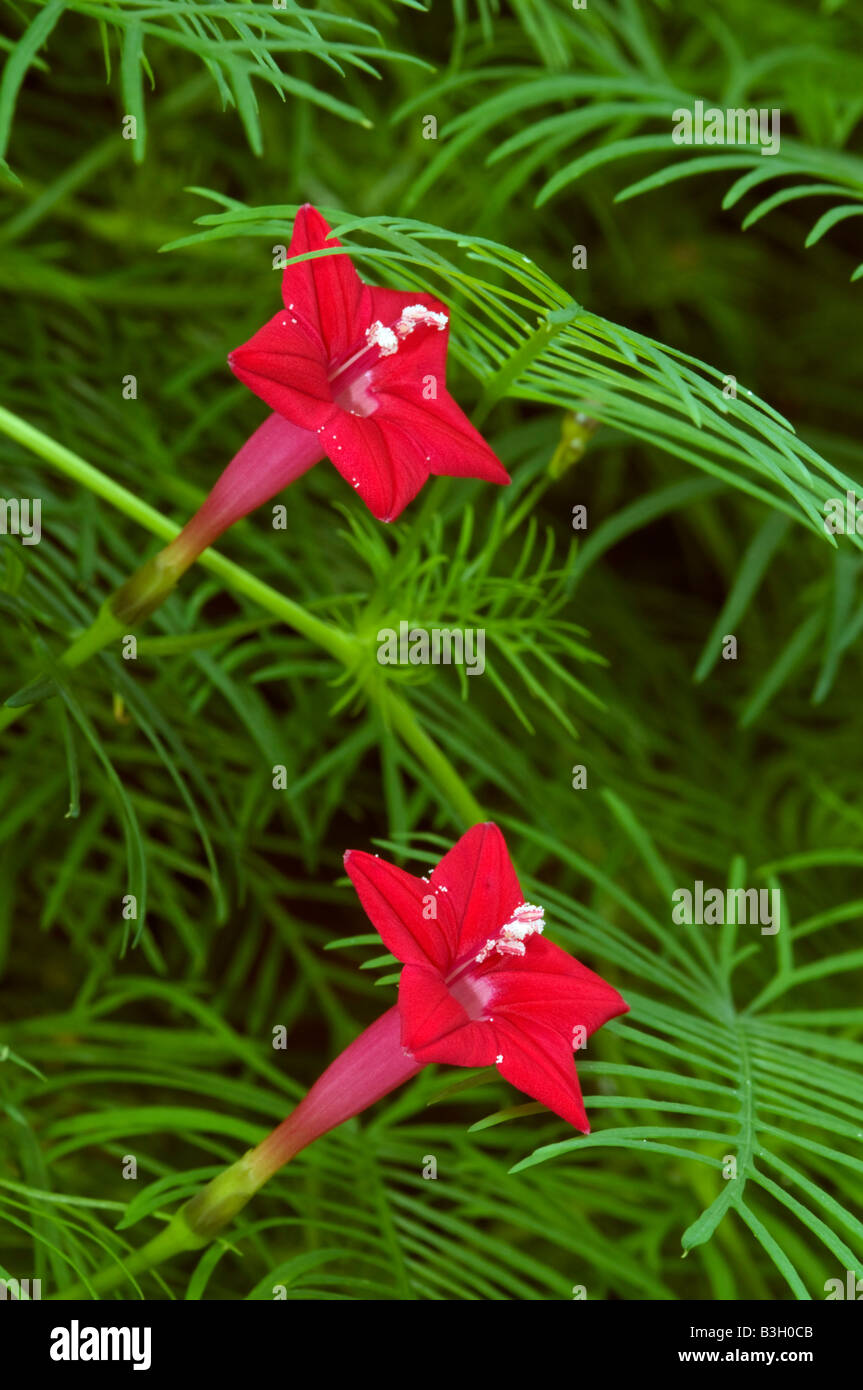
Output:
0,0,427,174
1,0,861,1303
393,0,863,277
170,197,861,545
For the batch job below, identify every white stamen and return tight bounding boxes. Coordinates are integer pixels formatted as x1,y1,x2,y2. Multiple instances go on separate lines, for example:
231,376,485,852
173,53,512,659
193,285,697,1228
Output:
495,1053,503,1064
501,902,545,940
474,901,545,963
366,321,399,356
395,304,448,337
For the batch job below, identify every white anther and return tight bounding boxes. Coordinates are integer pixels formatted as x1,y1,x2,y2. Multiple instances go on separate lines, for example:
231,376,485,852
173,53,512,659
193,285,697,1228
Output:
474,902,545,963
394,304,448,337
366,321,399,356
500,902,545,943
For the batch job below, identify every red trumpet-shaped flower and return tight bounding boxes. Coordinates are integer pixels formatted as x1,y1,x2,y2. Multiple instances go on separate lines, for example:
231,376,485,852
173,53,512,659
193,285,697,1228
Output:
104,206,509,627
247,826,628,1194
343,822,629,1130
94,825,629,1277
225,204,510,524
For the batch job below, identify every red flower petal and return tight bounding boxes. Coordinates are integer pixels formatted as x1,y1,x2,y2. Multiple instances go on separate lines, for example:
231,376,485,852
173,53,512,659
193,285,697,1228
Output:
325,411,431,522
489,936,630,1038
398,963,498,1067
228,310,334,433
492,1016,591,1131
362,290,509,488
282,205,367,363
343,850,457,973
375,392,509,487
430,823,523,961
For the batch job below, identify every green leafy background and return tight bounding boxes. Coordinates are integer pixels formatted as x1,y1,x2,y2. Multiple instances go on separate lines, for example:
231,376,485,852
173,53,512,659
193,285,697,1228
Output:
0,0,861,1300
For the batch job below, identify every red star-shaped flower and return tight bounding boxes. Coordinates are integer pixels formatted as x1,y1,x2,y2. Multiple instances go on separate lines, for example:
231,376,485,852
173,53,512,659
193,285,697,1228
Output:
228,205,510,522
344,823,629,1130
241,824,629,1187
127,206,510,598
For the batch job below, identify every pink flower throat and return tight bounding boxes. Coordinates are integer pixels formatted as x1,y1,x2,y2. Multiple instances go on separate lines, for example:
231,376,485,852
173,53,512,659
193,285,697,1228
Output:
327,304,448,414
447,901,546,1021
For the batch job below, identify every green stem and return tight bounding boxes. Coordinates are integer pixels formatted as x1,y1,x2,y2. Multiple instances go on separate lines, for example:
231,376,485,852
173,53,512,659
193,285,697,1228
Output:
54,1152,265,1300
0,405,355,665
377,683,483,825
0,407,480,825
56,1211,203,1301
